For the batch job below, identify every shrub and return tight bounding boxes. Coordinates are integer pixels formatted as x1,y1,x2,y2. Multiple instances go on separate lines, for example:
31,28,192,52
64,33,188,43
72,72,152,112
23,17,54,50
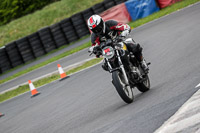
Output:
0,0,59,26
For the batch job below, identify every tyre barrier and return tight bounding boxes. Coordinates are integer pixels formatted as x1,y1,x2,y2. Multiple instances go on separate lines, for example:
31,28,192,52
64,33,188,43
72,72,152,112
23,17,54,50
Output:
92,3,106,14
82,8,95,21
38,27,57,53
0,47,12,73
28,32,46,58
50,23,68,47
114,0,127,4
16,37,35,62
103,0,117,10
60,18,79,43
0,0,126,74
5,41,24,68
71,13,90,38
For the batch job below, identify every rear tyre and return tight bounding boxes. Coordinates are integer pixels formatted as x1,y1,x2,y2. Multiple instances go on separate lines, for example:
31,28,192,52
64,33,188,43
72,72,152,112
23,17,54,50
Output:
137,75,150,92
112,71,134,103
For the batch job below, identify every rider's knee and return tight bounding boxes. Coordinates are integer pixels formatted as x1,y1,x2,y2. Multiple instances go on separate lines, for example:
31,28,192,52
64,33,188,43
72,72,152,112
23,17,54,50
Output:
124,38,142,53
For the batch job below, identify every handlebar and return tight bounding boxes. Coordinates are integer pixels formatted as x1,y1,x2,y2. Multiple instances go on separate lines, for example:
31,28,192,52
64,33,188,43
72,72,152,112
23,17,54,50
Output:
88,36,126,56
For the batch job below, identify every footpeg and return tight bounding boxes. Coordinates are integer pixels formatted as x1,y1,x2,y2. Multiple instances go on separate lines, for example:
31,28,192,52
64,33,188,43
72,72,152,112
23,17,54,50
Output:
147,62,151,66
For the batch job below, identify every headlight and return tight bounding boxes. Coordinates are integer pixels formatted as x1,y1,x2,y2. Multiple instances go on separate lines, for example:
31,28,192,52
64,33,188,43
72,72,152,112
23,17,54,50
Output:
102,46,115,59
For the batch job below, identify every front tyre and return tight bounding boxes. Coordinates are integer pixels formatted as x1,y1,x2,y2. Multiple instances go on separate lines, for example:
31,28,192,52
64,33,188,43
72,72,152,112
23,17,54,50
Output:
112,71,134,103
137,75,150,92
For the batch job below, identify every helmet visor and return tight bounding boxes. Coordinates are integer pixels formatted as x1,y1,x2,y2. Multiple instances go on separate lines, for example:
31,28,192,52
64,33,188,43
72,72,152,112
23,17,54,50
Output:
91,19,104,34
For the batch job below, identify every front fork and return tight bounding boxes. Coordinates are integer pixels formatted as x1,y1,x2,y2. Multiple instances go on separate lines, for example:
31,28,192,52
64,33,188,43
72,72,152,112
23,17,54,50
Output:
105,50,129,85
116,50,129,85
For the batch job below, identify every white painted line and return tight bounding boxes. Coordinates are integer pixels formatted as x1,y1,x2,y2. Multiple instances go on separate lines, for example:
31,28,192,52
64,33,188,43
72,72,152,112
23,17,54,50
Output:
196,83,200,88
196,128,200,133
156,112,200,133
155,88,200,133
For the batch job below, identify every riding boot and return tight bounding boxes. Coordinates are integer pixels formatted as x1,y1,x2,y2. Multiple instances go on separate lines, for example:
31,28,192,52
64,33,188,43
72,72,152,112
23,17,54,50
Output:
140,57,149,73
134,52,149,73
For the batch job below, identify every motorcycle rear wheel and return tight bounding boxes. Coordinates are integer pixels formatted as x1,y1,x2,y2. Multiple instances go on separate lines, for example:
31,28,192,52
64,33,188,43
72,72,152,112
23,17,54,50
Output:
137,75,150,92
112,71,134,103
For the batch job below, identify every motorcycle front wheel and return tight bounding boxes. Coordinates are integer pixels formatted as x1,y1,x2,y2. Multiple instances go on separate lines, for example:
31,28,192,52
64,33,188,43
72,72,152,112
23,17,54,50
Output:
112,71,134,103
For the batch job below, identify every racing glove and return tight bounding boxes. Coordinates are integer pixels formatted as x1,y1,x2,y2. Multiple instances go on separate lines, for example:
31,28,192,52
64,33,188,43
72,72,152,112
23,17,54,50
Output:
89,45,101,58
120,30,130,38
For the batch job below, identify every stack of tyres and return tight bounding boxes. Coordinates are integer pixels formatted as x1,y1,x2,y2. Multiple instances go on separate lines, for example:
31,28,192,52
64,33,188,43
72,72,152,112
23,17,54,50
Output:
50,23,68,47
114,0,127,4
71,13,90,38
16,37,35,62
92,3,106,14
28,32,46,58
0,47,12,73
103,0,116,10
60,18,79,43
82,8,94,21
38,27,57,53
5,41,23,67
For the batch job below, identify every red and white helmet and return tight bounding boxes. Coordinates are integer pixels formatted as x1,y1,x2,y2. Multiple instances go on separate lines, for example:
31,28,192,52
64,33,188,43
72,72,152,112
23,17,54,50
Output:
87,15,105,35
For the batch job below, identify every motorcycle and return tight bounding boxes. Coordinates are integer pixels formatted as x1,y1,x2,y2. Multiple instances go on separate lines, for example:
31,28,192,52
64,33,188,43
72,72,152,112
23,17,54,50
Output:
89,37,150,103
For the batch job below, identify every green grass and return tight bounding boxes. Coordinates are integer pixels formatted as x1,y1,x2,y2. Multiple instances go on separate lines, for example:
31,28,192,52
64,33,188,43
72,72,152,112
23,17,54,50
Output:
0,0,103,47
0,58,102,103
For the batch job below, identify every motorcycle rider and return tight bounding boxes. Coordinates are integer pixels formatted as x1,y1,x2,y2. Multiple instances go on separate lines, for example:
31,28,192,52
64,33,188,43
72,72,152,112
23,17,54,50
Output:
87,14,149,73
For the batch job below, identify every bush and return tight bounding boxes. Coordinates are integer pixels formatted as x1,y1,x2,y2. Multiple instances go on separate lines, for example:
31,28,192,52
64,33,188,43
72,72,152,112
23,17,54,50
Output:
0,0,59,26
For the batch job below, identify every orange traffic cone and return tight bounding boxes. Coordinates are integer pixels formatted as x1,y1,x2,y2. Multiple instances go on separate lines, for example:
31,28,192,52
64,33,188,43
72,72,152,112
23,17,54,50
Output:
28,80,40,97
57,64,68,80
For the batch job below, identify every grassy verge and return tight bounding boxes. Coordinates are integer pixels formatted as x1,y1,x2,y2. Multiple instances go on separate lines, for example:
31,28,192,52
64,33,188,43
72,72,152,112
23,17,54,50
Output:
0,0,103,47
0,58,102,103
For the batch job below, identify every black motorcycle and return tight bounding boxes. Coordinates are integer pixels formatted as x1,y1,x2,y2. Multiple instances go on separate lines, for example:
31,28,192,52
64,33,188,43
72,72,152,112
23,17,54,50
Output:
89,38,150,103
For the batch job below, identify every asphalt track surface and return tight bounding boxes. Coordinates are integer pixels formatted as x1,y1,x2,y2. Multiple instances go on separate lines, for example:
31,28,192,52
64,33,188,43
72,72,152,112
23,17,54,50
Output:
0,3,200,133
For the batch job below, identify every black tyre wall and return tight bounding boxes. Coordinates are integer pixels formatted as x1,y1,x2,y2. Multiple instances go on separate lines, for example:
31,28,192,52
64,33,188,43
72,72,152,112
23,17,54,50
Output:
38,27,57,53
114,0,127,4
16,37,35,62
0,47,12,73
92,3,106,14
28,32,46,58
103,0,116,10
50,23,68,47
71,13,90,38
82,8,94,21
5,41,23,67
60,18,79,43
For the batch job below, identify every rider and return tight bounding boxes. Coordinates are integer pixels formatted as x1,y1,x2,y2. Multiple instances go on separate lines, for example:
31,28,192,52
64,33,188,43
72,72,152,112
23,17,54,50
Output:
87,14,149,73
